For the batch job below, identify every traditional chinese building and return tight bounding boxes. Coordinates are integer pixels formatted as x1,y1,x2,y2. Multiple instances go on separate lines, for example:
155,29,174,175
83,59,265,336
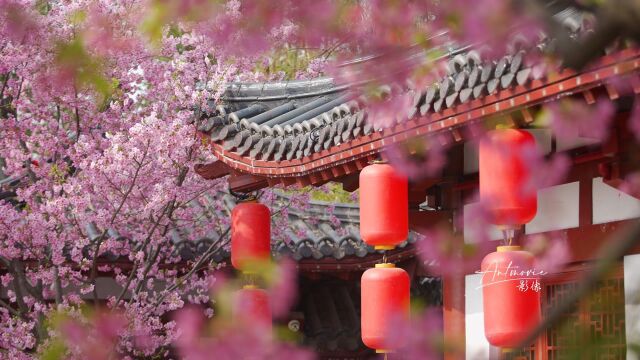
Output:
194,13,640,360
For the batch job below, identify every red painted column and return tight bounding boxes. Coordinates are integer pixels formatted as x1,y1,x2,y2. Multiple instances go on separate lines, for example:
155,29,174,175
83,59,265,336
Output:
443,275,466,360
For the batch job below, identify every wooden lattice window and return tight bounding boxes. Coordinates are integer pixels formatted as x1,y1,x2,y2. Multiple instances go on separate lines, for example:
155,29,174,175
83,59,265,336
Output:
502,266,626,360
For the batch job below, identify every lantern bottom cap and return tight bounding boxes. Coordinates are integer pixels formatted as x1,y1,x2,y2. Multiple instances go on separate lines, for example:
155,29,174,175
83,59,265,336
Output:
375,349,393,354
495,224,522,231
374,245,395,251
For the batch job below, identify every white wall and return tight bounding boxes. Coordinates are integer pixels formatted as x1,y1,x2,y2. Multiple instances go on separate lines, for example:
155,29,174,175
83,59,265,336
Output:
463,202,502,243
525,181,580,234
593,177,640,224
625,254,640,360
555,135,601,152
465,274,490,360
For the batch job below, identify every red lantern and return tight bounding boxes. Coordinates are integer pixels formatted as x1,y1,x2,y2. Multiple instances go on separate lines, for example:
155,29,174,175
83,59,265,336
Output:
359,163,408,250
361,264,410,353
231,200,271,272
479,129,537,226
232,285,272,331
481,246,541,347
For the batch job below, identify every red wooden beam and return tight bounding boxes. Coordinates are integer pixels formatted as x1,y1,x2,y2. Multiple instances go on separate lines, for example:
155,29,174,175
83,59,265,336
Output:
309,172,325,186
338,173,360,192
341,162,358,174
442,274,466,360
330,164,346,179
294,247,416,272
521,108,534,124
266,178,281,187
228,172,268,193
582,89,596,105
281,177,296,187
631,74,640,94
295,176,311,187
193,161,231,180
605,83,620,100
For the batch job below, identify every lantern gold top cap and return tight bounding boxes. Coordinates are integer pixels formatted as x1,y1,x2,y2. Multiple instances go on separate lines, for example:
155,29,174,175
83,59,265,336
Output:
375,263,396,268
497,245,522,252
243,284,258,290
369,159,388,165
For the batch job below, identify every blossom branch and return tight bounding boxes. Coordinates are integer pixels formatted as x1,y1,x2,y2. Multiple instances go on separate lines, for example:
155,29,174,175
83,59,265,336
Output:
0,298,22,318
90,140,151,302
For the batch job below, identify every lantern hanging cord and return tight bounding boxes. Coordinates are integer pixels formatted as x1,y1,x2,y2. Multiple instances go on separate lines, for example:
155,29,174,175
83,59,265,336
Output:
245,272,255,286
382,251,388,264
500,227,516,247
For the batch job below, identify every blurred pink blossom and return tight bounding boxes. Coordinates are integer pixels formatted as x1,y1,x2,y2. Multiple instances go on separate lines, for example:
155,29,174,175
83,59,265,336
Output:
417,224,494,275
619,172,640,199
387,307,446,360
385,135,449,180
522,143,571,192
173,304,314,360
523,232,571,274
547,98,615,144
59,311,127,360
628,98,640,142
268,258,299,319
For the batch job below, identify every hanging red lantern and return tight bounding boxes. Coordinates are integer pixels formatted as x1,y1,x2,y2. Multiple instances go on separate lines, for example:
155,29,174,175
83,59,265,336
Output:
479,129,537,226
361,263,410,353
359,163,408,250
481,246,541,348
232,285,272,331
231,200,271,272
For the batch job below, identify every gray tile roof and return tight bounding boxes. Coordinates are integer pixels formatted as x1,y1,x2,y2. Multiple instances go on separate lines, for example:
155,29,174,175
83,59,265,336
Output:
195,11,588,164
196,48,541,161
166,192,418,263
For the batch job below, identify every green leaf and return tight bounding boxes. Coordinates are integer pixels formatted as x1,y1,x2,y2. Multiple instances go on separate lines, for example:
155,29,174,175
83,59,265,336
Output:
39,340,67,360
69,9,87,25
54,38,114,103
140,1,169,47
309,182,356,203
168,24,185,38
35,0,51,15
